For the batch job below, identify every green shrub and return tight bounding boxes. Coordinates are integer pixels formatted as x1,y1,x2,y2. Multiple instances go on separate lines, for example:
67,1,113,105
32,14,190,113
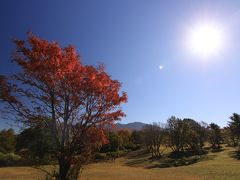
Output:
94,153,107,160
117,150,127,157
6,153,21,161
0,152,6,160
106,150,127,160
123,143,141,151
0,152,21,167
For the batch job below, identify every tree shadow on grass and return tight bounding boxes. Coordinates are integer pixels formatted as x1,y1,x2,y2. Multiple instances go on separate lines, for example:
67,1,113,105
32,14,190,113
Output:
147,154,215,169
211,148,224,153
125,148,150,160
124,148,151,167
125,150,216,169
168,150,207,158
147,158,198,168
203,146,224,153
125,158,149,166
147,150,215,169
228,150,240,160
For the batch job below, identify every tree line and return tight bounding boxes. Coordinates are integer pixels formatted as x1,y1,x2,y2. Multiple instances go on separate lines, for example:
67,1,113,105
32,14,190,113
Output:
1,113,240,163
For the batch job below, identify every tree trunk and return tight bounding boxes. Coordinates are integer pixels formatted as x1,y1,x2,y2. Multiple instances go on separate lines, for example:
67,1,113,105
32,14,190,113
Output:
58,156,70,180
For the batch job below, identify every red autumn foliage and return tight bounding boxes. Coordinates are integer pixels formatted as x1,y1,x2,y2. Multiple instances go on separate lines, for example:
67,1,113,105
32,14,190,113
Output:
0,33,127,179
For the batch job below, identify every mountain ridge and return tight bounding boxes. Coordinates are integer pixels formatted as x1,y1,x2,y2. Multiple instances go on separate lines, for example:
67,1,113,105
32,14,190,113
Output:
115,122,147,130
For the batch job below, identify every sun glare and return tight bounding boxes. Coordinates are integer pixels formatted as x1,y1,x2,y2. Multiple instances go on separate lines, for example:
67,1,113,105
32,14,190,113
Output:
188,23,223,58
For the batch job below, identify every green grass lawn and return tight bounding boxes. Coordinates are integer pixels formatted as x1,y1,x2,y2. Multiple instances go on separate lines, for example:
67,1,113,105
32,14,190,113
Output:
1,146,240,179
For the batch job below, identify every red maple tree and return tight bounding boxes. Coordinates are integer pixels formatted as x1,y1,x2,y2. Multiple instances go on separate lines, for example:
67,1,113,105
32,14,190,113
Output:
0,33,127,179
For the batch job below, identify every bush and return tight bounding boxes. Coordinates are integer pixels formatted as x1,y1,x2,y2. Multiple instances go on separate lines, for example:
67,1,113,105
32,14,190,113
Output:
123,143,142,151
94,153,107,161
0,129,16,153
106,150,127,159
106,152,119,161
117,150,127,157
0,152,21,167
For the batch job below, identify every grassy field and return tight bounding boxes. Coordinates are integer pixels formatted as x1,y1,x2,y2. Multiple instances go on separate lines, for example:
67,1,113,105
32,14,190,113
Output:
1,146,240,180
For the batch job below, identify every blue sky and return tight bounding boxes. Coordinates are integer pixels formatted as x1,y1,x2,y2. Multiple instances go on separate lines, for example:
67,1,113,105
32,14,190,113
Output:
1,0,240,129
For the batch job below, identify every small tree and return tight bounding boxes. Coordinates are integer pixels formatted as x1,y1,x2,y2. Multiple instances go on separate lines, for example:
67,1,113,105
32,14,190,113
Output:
208,123,222,149
0,129,16,153
100,131,121,152
166,117,208,154
182,119,207,151
143,123,166,158
130,130,144,145
117,129,131,148
167,116,186,152
0,33,127,180
198,121,208,149
222,127,234,146
227,113,240,146
16,125,54,164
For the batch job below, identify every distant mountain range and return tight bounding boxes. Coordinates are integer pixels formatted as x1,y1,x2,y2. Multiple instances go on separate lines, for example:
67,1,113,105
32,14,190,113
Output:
115,122,147,130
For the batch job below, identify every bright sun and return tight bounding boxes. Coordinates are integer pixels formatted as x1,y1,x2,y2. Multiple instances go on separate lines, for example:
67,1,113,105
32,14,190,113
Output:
188,23,223,58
